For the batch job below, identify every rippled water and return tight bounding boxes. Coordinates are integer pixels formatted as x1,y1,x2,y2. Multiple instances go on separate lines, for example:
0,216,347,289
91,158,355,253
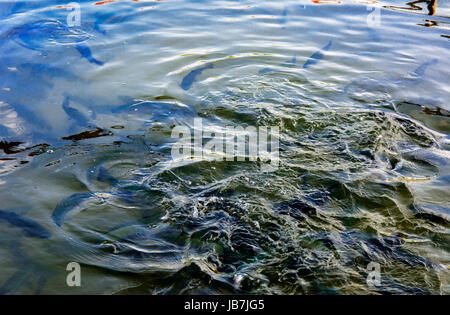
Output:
0,0,449,294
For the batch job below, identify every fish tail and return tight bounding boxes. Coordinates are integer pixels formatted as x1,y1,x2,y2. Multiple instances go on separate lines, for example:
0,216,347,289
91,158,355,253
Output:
75,44,104,66
97,166,119,186
0,210,50,238
91,58,105,66
35,276,47,295
94,23,107,35
0,209,8,220
51,213,62,227
62,95,70,111
0,270,29,295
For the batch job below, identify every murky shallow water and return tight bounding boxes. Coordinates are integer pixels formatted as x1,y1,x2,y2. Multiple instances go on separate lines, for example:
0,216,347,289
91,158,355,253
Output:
0,0,449,294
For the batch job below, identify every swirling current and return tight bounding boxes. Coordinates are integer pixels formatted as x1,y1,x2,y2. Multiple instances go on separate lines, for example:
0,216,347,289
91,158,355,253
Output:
0,0,449,294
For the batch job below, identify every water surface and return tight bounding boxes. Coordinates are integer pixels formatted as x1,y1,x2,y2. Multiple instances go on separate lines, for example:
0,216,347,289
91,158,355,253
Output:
0,0,449,294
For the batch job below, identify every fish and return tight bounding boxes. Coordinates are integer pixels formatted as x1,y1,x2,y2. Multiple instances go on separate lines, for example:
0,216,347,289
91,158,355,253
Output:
344,59,439,95
93,12,117,35
0,63,82,132
411,59,438,81
97,166,119,186
0,270,31,295
0,240,54,294
52,192,97,227
62,96,91,127
75,44,104,66
95,167,135,204
4,19,89,51
385,59,439,87
2,19,104,66
303,41,332,69
93,10,144,34
181,64,214,90
0,210,51,238
52,185,137,227
0,268,50,295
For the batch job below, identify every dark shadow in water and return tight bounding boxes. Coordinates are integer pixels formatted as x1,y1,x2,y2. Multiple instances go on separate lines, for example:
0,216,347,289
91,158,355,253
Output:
422,106,450,117
0,141,24,155
61,127,113,141
0,142,51,173
418,19,438,27
384,0,436,15
384,1,450,42
0,141,50,156
395,101,450,133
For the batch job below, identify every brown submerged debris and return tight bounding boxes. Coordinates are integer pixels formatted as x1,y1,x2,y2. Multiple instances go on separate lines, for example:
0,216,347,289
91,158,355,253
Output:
62,127,113,141
28,143,50,157
0,142,51,172
423,106,450,117
0,141,25,155
45,160,61,167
